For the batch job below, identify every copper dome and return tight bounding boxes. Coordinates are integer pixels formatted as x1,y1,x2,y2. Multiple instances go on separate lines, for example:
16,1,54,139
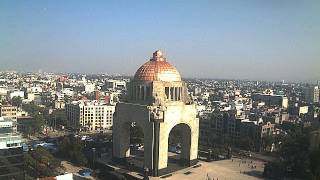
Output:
133,50,181,82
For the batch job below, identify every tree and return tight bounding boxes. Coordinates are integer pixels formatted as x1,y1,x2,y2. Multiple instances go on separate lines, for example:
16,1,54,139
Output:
25,147,61,178
309,149,320,180
32,114,45,133
49,110,68,128
58,136,88,166
11,96,22,107
22,103,44,116
279,129,310,178
265,125,312,179
262,135,275,151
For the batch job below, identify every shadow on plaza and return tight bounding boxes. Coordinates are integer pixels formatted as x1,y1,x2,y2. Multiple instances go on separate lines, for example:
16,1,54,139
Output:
126,151,189,176
243,170,268,180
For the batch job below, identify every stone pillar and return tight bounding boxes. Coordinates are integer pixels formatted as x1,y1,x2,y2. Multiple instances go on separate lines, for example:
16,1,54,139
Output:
113,122,130,159
157,123,169,170
189,119,199,165
136,86,139,100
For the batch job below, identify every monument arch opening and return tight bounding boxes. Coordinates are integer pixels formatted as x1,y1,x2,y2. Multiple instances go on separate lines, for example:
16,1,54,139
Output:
168,123,192,166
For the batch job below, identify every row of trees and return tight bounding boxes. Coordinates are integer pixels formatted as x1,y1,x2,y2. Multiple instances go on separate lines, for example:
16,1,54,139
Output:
21,102,68,136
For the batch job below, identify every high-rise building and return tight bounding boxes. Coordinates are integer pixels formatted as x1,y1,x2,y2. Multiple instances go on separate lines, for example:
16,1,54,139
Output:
66,100,115,131
0,117,24,179
304,86,319,103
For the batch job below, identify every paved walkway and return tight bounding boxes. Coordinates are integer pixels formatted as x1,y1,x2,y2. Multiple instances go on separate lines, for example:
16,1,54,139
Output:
151,158,268,180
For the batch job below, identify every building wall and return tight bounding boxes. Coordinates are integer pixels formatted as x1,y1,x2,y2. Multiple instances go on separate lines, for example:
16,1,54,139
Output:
66,102,115,131
0,106,17,120
252,94,288,108
304,86,320,103
0,117,24,179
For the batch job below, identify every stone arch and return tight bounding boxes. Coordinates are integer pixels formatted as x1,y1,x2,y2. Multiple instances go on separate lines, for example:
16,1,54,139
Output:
167,123,192,165
112,104,154,169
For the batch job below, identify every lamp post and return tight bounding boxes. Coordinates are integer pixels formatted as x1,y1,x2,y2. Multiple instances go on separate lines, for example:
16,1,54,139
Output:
92,148,96,169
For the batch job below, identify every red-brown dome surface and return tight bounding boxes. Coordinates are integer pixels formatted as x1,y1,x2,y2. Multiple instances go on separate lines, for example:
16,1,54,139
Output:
133,50,181,82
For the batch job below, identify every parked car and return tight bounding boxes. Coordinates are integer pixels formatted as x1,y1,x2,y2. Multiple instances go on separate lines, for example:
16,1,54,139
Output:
78,168,93,177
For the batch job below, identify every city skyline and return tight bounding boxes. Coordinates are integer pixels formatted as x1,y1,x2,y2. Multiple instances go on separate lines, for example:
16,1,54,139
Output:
1,0,320,82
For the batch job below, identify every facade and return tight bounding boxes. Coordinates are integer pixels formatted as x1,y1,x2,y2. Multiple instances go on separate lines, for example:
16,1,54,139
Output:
304,86,319,103
112,50,199,176
0,117,24,179
0,105,18,132
85,83,95,93
105,80,127,90
252,94,288,109
299,106,309,115
66,100,115,131
7,90,25,100
54,101,65,109
199,110,275,151
0,105,17,120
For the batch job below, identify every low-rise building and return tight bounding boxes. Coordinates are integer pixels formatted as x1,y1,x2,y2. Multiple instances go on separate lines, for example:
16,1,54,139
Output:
252,93,288,109
0,105,17,132
0,117,24,179
7,90,25,100
105,80,126,90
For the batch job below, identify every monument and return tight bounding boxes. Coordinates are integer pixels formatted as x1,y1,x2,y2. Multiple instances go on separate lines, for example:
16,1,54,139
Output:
112,50,199,176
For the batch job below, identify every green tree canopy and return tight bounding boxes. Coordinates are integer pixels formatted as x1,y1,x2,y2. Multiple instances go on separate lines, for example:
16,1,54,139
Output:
11,96,22,107
25,147,61,178
59,136,88,166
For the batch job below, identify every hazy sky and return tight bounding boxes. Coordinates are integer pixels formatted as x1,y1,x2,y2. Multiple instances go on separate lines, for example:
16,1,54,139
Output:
0,0,319,82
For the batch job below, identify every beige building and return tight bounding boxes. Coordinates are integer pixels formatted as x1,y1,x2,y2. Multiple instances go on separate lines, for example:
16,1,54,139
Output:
113,50,199,176
299,106,309,115
0,105,17,132
66,100,115,131
0,105,17,120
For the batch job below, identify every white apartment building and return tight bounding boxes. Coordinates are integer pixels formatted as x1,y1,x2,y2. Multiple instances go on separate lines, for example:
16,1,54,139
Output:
66,100,115,132
85,83,95,93
8,90,25,100
105,80,126,90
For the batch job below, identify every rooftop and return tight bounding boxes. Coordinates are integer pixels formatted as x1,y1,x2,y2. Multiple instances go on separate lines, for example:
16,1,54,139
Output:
133,50,182,82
